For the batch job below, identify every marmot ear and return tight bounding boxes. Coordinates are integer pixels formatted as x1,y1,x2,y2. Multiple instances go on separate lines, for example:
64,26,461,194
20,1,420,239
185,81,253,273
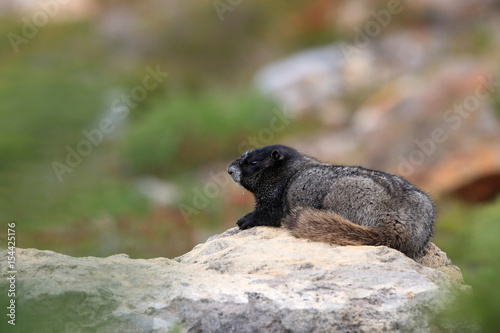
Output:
271,149,284,161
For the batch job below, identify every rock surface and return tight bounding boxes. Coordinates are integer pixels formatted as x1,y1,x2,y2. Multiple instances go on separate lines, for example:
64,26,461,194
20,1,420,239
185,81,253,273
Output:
1,227,470,332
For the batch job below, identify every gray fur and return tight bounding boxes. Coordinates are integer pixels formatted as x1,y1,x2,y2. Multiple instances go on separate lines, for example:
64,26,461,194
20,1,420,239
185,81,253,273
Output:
227,145,435,258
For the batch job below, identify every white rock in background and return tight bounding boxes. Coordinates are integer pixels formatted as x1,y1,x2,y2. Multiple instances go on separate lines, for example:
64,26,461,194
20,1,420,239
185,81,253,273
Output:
254,44,345,114
253,30,441,118
134,176,179,206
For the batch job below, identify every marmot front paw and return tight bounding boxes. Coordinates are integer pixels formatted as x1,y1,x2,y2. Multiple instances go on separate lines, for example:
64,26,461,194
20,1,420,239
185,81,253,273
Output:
237,212,256,230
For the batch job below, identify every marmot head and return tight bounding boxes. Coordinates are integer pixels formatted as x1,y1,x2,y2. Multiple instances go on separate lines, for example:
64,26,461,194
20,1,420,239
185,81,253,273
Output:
227,145,301,192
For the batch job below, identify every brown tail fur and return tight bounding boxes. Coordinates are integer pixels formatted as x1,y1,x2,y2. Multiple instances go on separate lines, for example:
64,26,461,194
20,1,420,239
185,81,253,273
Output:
282,208,399,253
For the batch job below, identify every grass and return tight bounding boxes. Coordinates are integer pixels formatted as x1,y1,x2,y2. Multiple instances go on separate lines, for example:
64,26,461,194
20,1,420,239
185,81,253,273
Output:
121,89,277,177
0,19,284,258
433,197,500,331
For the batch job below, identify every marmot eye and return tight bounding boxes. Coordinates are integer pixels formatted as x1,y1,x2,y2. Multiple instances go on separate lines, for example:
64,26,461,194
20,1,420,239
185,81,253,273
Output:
250,161,258,165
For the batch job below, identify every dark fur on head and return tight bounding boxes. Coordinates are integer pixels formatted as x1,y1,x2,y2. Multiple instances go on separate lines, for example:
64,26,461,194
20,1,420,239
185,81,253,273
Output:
228,145,313,229
228,145,304,191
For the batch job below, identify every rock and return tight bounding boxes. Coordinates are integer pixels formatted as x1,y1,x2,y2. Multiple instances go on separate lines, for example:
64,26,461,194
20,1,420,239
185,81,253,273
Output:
134,176,179,206
1,227,471,332
253,30,442,121
352,61,500,200
292,60,500,201
254,44,346,117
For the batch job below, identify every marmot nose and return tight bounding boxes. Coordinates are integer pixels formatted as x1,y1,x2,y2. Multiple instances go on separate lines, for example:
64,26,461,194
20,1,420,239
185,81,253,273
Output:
228,166,233,175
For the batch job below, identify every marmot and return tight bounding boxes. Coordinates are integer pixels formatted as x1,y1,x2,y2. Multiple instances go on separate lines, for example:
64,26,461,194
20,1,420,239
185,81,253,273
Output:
227,145,435,259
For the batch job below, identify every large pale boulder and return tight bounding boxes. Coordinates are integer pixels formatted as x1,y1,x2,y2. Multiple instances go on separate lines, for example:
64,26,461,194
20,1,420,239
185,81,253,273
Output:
1,227,471,332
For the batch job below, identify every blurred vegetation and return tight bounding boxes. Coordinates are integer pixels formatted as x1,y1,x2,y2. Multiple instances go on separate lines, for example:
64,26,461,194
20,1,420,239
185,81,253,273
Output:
432,197,500,332
0,2,337,258
122,90,275,176
1,1,500,331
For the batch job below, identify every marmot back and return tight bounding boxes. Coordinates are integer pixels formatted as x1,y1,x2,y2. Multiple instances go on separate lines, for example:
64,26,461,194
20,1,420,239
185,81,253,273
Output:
228,145,435,259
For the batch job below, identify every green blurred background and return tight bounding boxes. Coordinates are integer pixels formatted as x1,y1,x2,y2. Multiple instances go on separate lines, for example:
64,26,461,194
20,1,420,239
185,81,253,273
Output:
1,0,500,330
